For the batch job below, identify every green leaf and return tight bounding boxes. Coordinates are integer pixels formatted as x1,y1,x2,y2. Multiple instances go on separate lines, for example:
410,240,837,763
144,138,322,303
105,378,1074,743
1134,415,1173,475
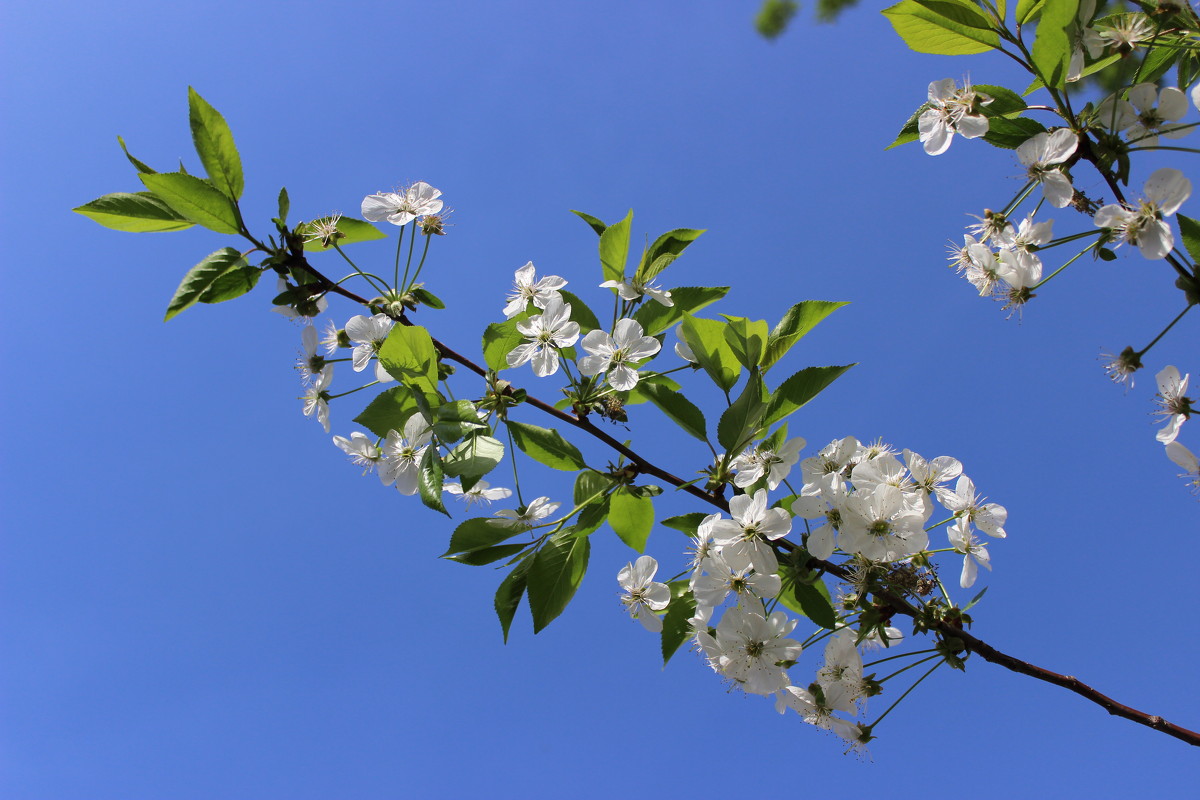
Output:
198,265,260,304
277,187,289,223
482,315,527,372
886,102,928,150
778,565,837,629
444,517,522,555
139,172,241,234
598,209,633,284
1177,214,1200,265
1029,0,1078,90
717,369,768,454
164,247,248,321
963,586,989,611
571,209,607,236
378,324,440,392
762,300,849,371
661,512,709,535
433,400,487,444
527,534,590,633
411,286,445,309
418,448,450,516
74,192,194,233
446,543,530,566
575,470,614,506
299,215,388,251
495,557,534,642
974,84,1027,116
559,290,601,333
883,0,1000,55
117,136,156,174
632,285,730,337
1015,0,1044,25
721,316,769,370
679,316,741,393
1024,51,1118,95
188,87,243,200
353,385,425,439
635,227,705,284
636,381,707,442
608,488,654,552
982,116,1047,150
442,433,505,485
762,364,854,427
507,420,586,471
661,581,697,665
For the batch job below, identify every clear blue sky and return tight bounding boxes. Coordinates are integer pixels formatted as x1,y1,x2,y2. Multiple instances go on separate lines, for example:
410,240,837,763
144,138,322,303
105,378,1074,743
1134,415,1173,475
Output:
3,1,1198,796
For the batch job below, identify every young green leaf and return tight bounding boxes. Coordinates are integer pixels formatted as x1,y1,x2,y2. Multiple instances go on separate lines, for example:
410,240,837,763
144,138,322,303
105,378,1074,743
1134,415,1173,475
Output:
74,192,194,233
495,557,534,642
598,209,633,284
632,285,730,336
608,488,654,552
635,381,708,442
527,534,590,633
974,84,1027,117
442,434,505,485
164,247,248,320
277,187,289,223
1015,0,1044,25
635,227,705,284
188,87,244,201
139,172,241,234
883,0,1000,56
299,216,388,251
353,384,425,439
418,448,450,517
762,300,849,371
198,265,260,304
434,400,488,444
777,566,837,629
1029,0,1078,90
444,517,522,556
982,116,1047,150
762,364,854,426
886,102,929,150
679,315,741,393
507,421,587,471
661,581,698,665
446,542,530,566
660,512,709,535
482,316,527,372
1176,214,1200,265
571,209,607,236
559,290,601,333
721,316,769,370
117,136,156,174
717,368,768,453
379,325,440,392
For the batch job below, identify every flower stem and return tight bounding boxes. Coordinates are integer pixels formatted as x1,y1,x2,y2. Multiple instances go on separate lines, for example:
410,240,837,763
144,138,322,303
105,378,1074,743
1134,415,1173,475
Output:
1136,304,1196,359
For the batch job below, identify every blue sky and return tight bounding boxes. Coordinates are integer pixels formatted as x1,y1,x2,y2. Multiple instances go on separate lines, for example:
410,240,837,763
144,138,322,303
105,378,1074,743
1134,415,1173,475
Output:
3,1,1199,796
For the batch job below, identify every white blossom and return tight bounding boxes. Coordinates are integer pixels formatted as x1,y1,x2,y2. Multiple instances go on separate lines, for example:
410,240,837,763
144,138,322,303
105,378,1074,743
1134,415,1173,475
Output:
600,276,674,307
302,364,334,433
361,181,444,227
918,78,991,156
380,413,432,495
444,480,513,506
1094,167,1191,259
503,261,567,319
507,297,580,377
617,555,671,632
1153,365,1192,445
491,496,561,529
1016,130,1077,208
577,318,661,391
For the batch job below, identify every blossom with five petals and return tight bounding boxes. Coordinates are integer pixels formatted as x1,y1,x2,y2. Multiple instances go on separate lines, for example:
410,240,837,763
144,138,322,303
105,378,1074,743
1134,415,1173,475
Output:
577,318,661,390
1153,365,1193,445
617,555,671,632
361,181,444,227
918,78,991,156
507,297,580,377
1016,130,1078,208
1094,167,1191,259
503,261,567,319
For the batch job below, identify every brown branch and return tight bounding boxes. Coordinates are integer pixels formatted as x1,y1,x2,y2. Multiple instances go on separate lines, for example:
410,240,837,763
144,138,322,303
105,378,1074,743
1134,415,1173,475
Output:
287,251,1199,747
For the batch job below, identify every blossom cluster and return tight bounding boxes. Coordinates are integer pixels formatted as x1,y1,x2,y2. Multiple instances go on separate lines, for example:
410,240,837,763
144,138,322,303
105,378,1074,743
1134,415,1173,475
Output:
617,435,1004,746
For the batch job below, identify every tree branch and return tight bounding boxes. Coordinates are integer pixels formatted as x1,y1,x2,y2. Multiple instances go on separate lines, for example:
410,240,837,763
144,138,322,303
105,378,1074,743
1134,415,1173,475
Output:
287,251,1200,747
